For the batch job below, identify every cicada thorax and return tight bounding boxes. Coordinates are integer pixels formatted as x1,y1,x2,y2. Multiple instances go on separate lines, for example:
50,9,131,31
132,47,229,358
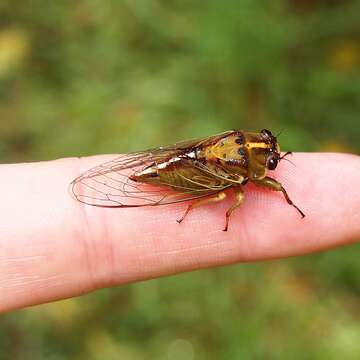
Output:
202,131,280,181
201,132,248,178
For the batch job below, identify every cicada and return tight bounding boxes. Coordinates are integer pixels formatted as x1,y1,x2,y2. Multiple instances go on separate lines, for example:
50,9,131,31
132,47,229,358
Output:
71,129,305,231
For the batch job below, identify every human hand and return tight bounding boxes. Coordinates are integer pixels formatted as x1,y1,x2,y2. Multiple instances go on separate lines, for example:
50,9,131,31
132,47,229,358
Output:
0,153,359,312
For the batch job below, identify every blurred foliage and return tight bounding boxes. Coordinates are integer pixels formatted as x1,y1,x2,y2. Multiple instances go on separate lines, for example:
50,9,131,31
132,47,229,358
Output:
0,0,360,359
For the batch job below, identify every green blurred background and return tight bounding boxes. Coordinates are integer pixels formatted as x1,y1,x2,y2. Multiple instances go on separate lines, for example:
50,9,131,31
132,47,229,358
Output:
1,1,360,359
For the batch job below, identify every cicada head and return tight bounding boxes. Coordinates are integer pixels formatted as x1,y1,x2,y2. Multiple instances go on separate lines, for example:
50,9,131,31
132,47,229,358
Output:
244,129,283,180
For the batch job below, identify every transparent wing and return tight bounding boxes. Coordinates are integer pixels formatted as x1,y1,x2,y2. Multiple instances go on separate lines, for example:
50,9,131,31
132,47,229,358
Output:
70,132,234,208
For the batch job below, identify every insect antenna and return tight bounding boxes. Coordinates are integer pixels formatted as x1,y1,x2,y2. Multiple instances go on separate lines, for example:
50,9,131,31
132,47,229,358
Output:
280,152,296,167
281,151,292,158
276,128,284,138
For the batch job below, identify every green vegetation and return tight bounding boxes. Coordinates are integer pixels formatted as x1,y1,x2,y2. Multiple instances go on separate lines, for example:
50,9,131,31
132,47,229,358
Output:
0,1,359,359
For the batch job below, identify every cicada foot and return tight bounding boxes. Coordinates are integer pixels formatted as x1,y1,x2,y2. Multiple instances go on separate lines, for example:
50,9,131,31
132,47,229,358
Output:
252,176,305,218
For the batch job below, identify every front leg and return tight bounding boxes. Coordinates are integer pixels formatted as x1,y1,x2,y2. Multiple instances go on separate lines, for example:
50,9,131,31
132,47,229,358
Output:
252,177,305,218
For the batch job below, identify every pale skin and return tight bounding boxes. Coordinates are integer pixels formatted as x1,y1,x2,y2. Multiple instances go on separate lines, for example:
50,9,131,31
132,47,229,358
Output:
0,153,360,313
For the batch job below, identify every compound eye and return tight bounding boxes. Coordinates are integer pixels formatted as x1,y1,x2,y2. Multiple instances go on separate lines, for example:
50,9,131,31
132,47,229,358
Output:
267,157,278,170
261,129,272,137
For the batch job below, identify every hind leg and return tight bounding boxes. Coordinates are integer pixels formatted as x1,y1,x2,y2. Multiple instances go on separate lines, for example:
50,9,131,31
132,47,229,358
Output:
177,191,227,224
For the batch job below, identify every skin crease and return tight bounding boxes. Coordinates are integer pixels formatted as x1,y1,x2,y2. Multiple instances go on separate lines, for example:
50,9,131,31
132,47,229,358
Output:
0,153,359,313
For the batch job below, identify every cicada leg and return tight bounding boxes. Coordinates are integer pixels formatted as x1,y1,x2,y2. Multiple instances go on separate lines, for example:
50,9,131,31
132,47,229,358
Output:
177,191,227,224
252,176,305,218
223,186,245,232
